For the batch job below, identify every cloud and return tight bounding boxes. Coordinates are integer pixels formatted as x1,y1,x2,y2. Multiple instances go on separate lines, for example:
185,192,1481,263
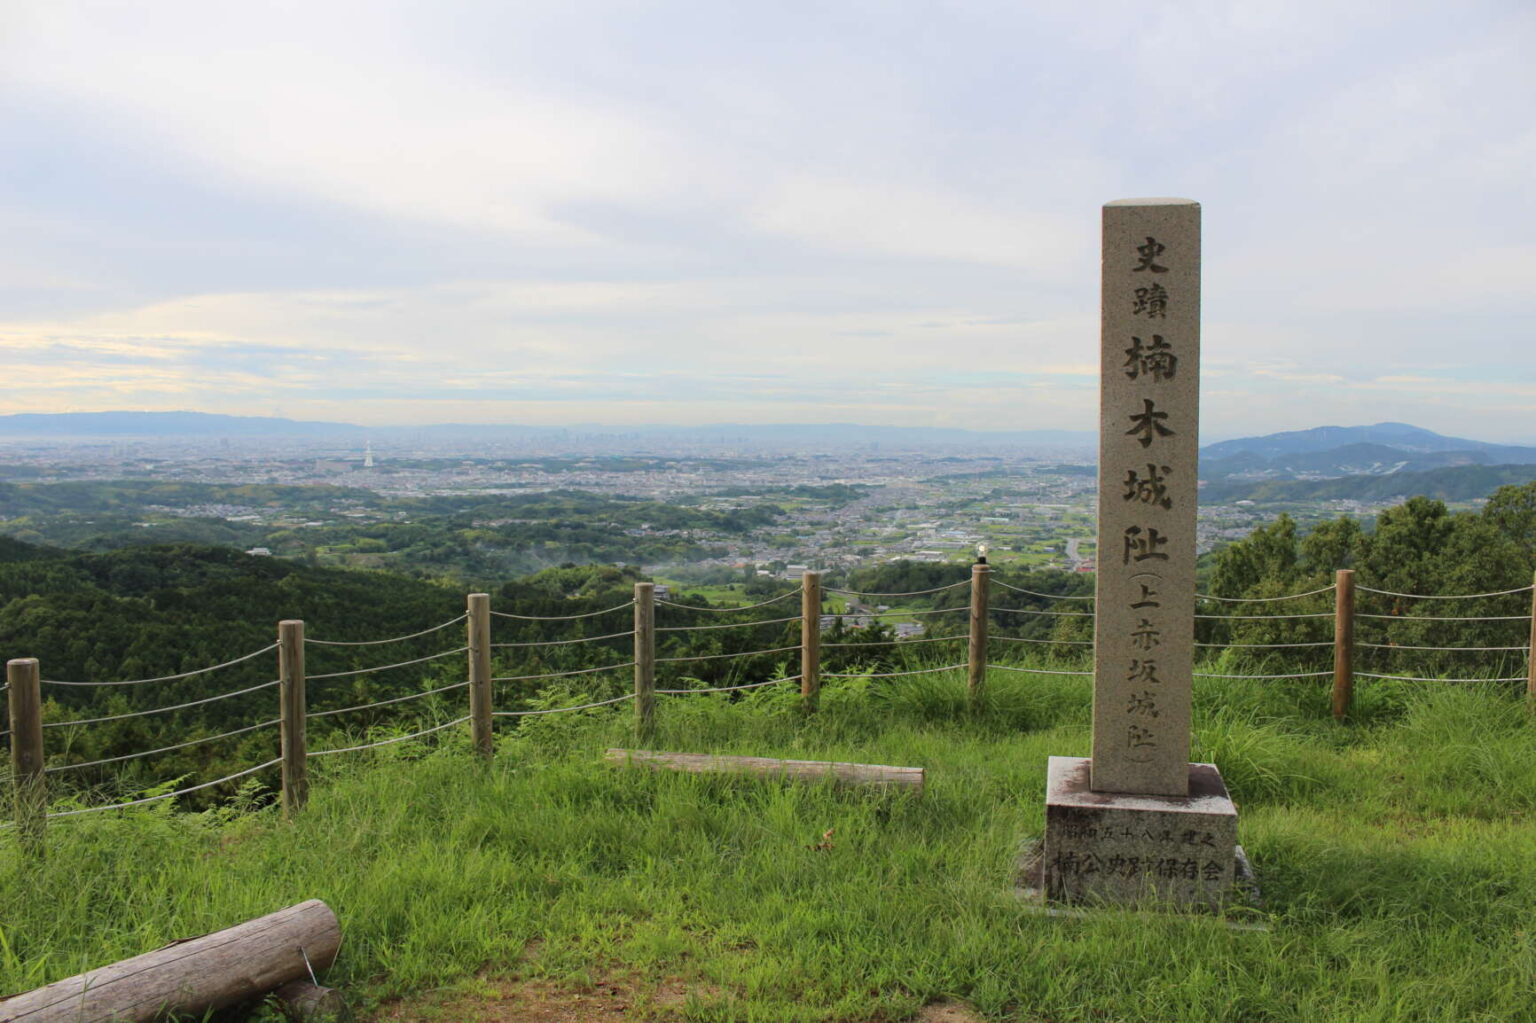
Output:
1,1,1533,440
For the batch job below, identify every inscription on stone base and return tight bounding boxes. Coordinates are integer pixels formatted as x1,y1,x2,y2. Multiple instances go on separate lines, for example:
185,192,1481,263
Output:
1043,756,1237,908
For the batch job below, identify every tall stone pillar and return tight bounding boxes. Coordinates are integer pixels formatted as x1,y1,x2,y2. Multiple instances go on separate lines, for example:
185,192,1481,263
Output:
1039,199,1239,909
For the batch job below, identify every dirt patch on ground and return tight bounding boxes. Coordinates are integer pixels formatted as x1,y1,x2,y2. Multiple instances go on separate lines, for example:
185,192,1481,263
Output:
914,1001,988,1023
367,974,710,1022
369,979,986,1023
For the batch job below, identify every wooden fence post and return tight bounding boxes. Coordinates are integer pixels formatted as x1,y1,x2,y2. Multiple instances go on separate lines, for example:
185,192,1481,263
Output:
968,562,990,706
1332,569,1355,721
468,593,493,757
1527,571,1536,706
634,583,655,743
802,571,821,713
7,658,45,855
278,620,308,815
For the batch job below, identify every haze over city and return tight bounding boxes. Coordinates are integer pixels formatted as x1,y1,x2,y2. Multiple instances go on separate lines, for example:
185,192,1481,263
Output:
3,1,1532,441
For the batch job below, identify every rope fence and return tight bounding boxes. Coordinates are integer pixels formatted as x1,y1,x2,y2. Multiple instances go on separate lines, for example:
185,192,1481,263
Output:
309,681,470,720
491,662,636,683
491,630,634,648
656,590,801,612
42,680,281,729
656,616,799,633
40,643,278,687
309,717,470,758
7,569,1535,846
42,759,285,820
1357,583,1534,599
307,647,468,680
305,615,467,646
491,601,634,621
657,676,801,694
492,693,635,716
655,645,801,664
44,719,281,774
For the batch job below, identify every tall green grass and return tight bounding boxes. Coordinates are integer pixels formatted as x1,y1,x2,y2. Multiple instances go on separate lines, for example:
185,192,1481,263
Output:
4,669,1535,1022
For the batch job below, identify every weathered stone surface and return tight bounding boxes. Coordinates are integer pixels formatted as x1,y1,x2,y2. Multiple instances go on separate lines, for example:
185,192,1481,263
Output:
1042,756,1237,907
1091,197,1201,796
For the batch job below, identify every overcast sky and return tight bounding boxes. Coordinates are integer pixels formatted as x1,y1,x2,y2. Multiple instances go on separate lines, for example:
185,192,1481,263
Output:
2,1,1532,441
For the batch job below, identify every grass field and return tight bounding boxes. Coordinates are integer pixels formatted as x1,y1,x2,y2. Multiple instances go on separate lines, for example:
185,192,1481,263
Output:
3,669,1535,1022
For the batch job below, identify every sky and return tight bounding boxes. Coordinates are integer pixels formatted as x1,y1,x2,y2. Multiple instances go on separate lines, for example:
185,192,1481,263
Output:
1,1,1533,442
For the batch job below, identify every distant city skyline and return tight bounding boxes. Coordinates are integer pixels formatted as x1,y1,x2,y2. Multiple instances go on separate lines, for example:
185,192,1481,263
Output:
3,2,1532,441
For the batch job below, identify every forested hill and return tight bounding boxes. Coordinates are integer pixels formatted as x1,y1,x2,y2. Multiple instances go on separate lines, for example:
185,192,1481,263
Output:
1200,464,1536,504
0,540,465,686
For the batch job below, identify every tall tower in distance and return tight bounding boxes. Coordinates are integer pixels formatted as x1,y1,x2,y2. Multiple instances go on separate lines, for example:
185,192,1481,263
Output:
363,442,375,469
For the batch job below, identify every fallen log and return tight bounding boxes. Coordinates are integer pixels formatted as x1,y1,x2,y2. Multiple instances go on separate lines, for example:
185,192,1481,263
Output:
0,899,341,1023
605,748,924,790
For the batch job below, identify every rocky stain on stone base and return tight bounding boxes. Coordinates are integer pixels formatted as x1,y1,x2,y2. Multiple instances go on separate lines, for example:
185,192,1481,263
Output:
1035,756,1243,909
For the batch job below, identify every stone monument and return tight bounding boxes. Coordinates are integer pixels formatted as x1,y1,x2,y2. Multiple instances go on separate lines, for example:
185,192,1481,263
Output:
1039,198,1240,908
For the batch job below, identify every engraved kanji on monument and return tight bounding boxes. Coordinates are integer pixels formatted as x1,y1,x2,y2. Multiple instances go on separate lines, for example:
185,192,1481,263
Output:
1040,199,1239,909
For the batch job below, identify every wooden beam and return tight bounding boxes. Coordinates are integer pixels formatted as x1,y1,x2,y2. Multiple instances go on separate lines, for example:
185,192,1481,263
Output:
605,748,923,791
0,900,341,1023
633,583,655,743
7,657,45,855
968,563,990,705
467,593,493,757
278,620,308,814
1332,569,1355,722
801,571,821,713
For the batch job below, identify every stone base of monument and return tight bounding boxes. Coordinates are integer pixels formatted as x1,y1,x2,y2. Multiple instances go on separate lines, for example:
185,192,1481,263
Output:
1023,756,1254,912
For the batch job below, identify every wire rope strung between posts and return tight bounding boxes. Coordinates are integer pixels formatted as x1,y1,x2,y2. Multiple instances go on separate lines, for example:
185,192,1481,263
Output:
45,718,281,773
40,643,279,687
306,646,468,680
34,758,284,821
308,715,471,758
491,630,634,648
823,662,969,680
838,606,970,619
42,679,281,729
1194,611,1334,620
1356,671,1530,684
990,634,1094,645
1357,610,1532,622
491,661,636,683
655,644,801,664
492,693,636,716
491,600,635,621
655,675,801,695
989,664,1094,677
304,614,468,646
1357,583,1535,599
308,681,470,720
992,606,1096,618
1192,670,1334,680
1194,585,1337,603
1193,639,1334,649
655,589,802,612
655,615,800,634
989,579,1097,601
822,634,968,649
1357,641,1531,652
823,579,970,598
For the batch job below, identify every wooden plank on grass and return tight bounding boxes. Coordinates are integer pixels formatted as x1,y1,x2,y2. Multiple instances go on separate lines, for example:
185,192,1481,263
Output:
605,749,923,791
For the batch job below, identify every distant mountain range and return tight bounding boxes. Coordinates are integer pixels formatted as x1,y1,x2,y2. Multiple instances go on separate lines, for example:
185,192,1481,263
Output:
4,413,1534,504
0,411,369,438
1201,422,1536,471
0,411,1095,450
1197,422,1536,504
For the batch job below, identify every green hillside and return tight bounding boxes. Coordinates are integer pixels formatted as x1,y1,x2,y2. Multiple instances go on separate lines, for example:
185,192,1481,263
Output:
4,671,1535,1022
